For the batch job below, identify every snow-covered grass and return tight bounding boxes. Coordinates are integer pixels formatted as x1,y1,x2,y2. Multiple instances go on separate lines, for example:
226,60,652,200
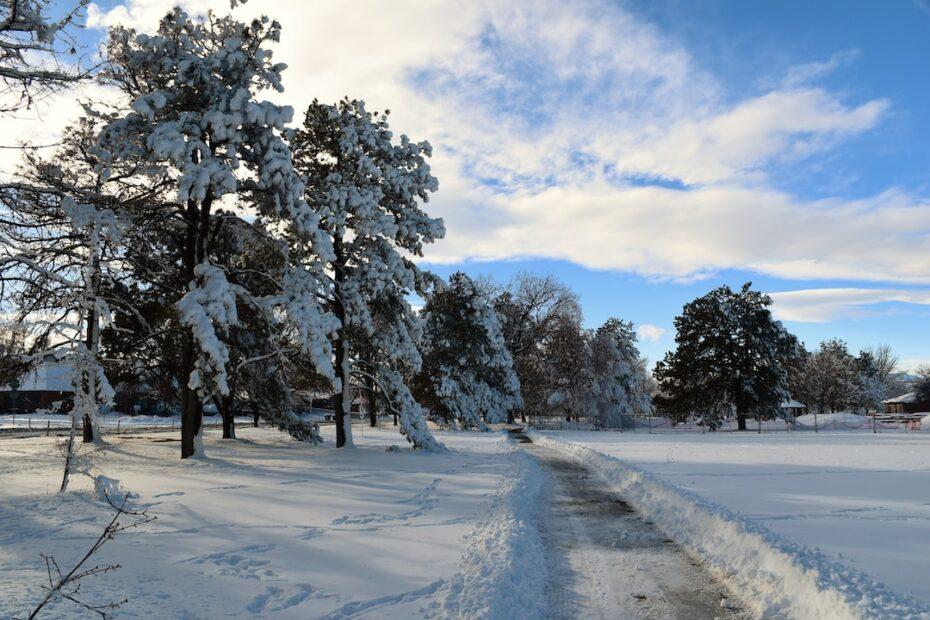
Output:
618,414,921,433
0,412,266,431
533,431,930,619
0,425,533,619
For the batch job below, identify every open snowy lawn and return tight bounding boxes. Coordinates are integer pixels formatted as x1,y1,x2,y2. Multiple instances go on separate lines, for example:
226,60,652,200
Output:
0,425,518,618
544,431,930,607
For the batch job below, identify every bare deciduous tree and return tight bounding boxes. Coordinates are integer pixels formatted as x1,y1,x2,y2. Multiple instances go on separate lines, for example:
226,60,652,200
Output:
25,493,155,619
0,0,91,113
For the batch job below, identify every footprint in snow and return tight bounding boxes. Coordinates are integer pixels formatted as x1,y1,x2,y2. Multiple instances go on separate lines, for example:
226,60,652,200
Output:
330,479,442,526
247,583,336,614
153,491,185,498
300,526,326,540
183,544,277,580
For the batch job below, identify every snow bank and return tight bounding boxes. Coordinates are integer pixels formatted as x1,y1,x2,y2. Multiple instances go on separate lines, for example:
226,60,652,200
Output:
431,447,547,619
529,432,930,620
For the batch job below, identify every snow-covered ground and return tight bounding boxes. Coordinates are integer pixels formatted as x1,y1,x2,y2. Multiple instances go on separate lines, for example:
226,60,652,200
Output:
536,431,930,618
0,425,538,619
1,413,274,430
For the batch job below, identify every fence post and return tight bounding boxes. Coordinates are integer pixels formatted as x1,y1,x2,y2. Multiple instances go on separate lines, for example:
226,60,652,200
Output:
117,419,121,435
46,420,51,436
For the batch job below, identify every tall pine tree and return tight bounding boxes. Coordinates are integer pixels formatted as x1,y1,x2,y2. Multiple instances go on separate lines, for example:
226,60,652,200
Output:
416,272,521,429
655,283,798,430
93,9,334,458
291,98,444,450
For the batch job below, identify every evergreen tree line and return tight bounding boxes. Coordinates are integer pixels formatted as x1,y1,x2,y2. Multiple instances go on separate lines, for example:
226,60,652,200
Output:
653,283,912,429
0,6,653,459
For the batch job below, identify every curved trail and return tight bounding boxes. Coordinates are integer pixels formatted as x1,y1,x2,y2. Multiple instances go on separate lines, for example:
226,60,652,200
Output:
519,436,746,619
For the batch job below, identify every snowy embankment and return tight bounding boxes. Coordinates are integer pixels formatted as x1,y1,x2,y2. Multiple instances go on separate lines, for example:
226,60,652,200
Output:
530,431,930,620
431,446,546,619
1,425,535,619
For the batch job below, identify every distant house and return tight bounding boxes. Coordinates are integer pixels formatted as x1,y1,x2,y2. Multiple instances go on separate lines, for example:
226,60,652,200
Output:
0,353,73,414
780,398,807,417
883,392,930,415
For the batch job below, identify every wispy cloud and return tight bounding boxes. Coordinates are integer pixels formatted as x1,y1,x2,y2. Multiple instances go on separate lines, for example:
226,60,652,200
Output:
8,0,918,286
778,50,860,88
770,288,930,322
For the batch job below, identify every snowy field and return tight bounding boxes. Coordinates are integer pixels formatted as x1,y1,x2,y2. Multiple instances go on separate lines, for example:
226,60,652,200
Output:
537,430,930,617
0,412,256,431
0,425,537,619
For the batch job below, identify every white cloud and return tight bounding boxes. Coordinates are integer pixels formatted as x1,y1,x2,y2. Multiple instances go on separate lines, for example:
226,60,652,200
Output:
636,324,666,342
11,0,916,286
778,50,860,89
770,288,930,322
899,358,930,373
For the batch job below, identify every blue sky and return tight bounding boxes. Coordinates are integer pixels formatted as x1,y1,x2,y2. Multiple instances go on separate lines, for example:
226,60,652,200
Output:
15,0,930,371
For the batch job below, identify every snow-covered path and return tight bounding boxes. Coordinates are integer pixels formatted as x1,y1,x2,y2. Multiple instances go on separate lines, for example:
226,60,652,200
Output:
523,438,744,619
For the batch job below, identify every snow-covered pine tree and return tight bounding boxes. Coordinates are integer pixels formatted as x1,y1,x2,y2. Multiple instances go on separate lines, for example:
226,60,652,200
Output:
291,98,445,450
654,283,799,430
798,339,857,416
589,318,650,429
851,349,886,415
93,9,335,458
206,214,332,443
416,272,521,429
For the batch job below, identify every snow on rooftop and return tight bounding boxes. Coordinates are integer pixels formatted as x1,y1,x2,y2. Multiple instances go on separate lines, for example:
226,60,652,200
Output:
883,391,917,404
0,358,72,392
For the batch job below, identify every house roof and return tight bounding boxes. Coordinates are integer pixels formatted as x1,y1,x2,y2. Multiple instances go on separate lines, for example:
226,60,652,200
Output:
883,392,917,404
0,358,73,392
781,398,805,409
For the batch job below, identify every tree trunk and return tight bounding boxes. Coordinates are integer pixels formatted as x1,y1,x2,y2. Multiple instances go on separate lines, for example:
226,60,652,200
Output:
180,335,198,458
253,413,260,427
220,394,236,439
365,368,377,427
221,412,235,439
180,189,212,459
737,414,747,431
81,255,101,444
332,235,353,448
393,412,398,426
82,413,94,443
